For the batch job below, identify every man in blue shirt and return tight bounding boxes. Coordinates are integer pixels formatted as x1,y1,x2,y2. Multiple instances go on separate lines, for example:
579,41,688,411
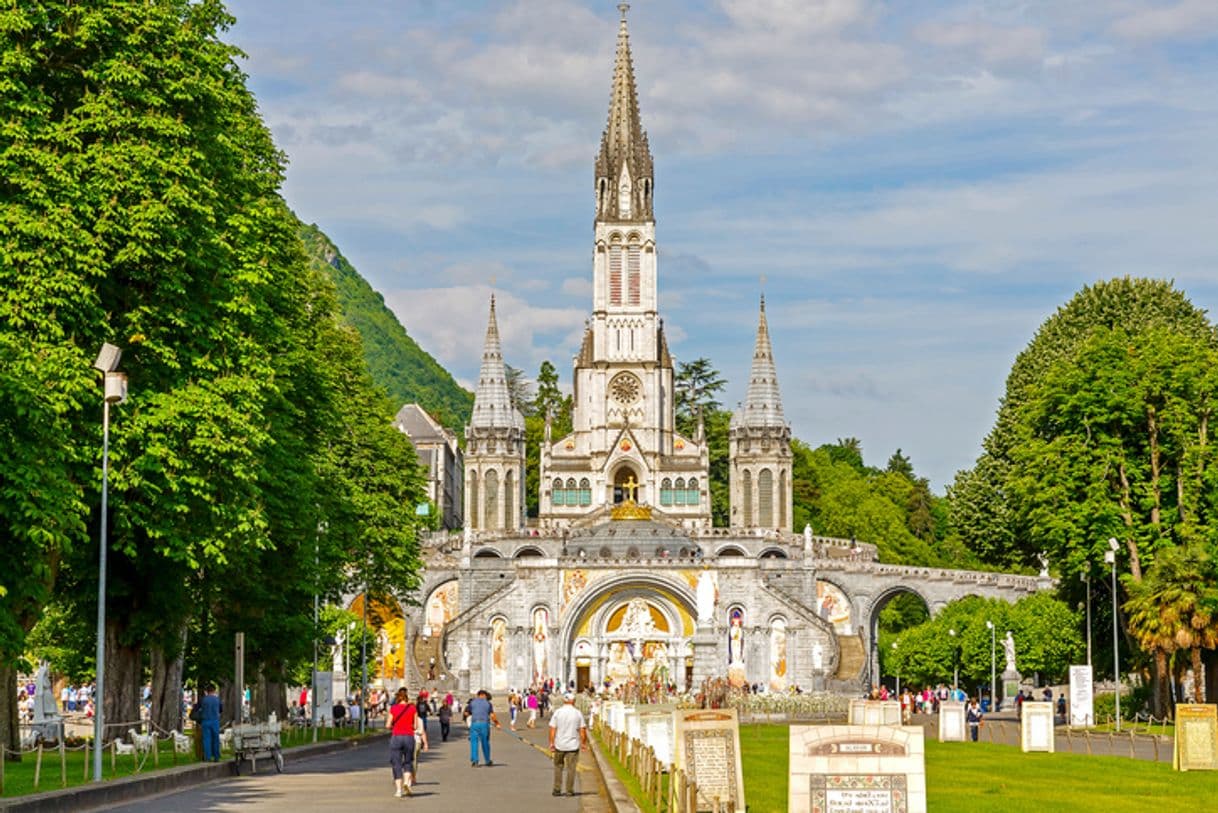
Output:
465,689,501,767
199,684,223,762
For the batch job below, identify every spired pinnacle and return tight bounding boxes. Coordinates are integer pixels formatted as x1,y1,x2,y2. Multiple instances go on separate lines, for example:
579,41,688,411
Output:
731,294,787,430
596,0,653,222
470,295,524,431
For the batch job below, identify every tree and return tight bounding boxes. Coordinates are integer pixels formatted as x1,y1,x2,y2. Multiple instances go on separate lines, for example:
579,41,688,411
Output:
674,358,725,435
1125,542,1218,713
505,364,534,416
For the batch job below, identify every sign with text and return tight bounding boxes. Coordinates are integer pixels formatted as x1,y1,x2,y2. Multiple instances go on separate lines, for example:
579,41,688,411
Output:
1068,665,1094,727
1174,704,1218,771
639,705,676,767
789,724,927,813
674,708,746,812
1020,701,1054,753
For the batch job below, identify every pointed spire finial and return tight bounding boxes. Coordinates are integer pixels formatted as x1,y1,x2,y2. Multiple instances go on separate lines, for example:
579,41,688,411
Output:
619,2,630,21
731,293,786,430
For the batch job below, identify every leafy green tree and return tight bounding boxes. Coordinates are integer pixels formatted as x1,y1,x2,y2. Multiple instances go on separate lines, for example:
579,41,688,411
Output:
298,223,472,433
525,360,573,518
674,358,725,435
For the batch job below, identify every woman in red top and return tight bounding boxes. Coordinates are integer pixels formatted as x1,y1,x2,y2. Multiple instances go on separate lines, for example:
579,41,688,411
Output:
388,687,428,797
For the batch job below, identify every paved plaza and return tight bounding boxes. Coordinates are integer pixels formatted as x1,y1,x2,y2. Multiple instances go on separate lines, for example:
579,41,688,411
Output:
100,719,609,812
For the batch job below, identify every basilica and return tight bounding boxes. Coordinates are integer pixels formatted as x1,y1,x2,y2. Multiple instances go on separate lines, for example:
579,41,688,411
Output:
400,7,1044,698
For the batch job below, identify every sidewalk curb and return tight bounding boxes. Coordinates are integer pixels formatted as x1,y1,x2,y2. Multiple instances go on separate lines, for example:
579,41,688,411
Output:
0,732,389,813
588,736,641,813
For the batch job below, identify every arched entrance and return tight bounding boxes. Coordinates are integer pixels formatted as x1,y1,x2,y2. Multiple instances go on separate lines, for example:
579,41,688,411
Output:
868,587,931,693
613,466,641,504
561,576,696,695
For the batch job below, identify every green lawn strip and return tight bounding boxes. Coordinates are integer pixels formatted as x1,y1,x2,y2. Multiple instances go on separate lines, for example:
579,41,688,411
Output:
734,723,1218,813
592,730,661,813
1,725,369,798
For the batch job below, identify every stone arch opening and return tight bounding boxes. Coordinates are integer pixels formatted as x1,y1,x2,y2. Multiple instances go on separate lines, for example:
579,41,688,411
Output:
559,573,697,692
613,465,642,504
868,586,932,694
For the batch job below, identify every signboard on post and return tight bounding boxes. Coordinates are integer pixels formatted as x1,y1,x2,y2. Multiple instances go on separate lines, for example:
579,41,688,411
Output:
1068,665,1094,727
315,671,334,727
939,701,967,742
1020,701,1054,753
789,724,927,813
1174,704,1218,771
674,708,746,813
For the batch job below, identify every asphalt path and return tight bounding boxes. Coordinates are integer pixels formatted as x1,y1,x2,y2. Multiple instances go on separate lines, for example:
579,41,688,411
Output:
100,717,609,812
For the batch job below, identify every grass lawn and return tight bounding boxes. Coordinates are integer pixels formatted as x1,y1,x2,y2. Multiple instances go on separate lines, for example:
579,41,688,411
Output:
0,725,369,799
735,723,1218,813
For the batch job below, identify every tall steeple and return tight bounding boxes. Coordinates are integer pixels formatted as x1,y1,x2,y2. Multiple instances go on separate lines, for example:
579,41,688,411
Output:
470,296,523,431
732,295,786,429
728,295,793,531
595,2,653,222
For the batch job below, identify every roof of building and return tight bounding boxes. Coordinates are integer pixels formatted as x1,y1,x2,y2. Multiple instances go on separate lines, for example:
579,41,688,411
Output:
469,296,526,432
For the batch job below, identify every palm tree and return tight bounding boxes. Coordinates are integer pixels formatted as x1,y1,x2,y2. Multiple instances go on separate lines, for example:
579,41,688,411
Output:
1125,542,1218,713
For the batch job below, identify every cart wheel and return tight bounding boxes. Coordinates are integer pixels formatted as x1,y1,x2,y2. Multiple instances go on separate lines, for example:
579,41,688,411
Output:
274,750,284,773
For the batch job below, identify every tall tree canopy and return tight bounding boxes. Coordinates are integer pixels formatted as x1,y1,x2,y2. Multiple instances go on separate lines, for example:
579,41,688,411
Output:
0,0,428,746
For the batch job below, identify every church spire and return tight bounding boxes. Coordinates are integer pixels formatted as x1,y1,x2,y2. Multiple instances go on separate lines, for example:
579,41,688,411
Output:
470,296,524,430
595,2,653,222
732,295,786,429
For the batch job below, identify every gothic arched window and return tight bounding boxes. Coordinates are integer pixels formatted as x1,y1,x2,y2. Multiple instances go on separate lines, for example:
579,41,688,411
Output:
660,478,673,506
469,470,479,530
758,468,774,528
504,469,515,530
741,469,753,526
552,478,565,507
687,477,699,505
579,478,592,506
483,469,499,530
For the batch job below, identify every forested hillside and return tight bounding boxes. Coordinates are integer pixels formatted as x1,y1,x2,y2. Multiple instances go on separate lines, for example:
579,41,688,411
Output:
298,222,473,431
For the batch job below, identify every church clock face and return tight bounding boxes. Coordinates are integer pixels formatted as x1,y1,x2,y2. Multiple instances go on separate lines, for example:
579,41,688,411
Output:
610,372,641,406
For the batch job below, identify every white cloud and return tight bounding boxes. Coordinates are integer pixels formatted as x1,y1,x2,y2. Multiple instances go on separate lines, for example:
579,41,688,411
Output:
915,20,1047,64
1110,0,1218,42
382,285,586,373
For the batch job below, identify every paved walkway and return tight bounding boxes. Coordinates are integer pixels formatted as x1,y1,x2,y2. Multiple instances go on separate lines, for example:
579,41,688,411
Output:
99,717,611,812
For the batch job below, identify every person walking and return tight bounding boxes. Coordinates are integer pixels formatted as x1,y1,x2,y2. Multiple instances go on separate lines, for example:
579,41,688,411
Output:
438,700,452,742
466,689,501,767
526,690,539,728
388,688,428,798
199,684,223,762
966,697,983,742
548,692,588,797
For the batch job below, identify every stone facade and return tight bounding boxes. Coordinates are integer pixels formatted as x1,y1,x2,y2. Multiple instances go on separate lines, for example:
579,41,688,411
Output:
393,404,463,530
396,8,1047,696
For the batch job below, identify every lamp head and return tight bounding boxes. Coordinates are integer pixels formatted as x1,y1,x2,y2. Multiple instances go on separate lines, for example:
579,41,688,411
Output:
1107,537,1120,552
94,343,122,373
949,628,956,637
986,620,994,630
1104,550,1115,565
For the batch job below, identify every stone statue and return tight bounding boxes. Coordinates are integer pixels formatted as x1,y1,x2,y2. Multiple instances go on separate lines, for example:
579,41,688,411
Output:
458,640,471,672
32,663,61,741
1002,631,1017,673
695,569,716,623
1036,552,1049,579
803,524,814,556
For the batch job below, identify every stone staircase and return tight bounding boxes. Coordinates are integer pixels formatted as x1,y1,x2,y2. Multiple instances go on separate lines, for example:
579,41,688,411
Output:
834,635,866,680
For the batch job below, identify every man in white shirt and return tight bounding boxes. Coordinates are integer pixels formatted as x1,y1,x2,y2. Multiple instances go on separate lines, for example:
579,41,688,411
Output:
548,693,588,797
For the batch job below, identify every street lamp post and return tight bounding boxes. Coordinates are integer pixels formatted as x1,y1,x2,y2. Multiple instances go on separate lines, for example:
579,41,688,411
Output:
948,628,958,694
92,344,127,783
1106,538,1121,732
1083,569,1092,666
986,621,996,713
891,642,900,697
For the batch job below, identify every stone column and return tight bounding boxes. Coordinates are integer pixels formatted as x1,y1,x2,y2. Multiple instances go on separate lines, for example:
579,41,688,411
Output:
692,623,719,690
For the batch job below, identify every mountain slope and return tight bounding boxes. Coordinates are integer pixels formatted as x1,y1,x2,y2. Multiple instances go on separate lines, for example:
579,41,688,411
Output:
298,222,472,431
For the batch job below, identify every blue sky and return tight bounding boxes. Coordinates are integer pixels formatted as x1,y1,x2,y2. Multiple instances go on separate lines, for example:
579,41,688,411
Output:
226,0,1218,491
